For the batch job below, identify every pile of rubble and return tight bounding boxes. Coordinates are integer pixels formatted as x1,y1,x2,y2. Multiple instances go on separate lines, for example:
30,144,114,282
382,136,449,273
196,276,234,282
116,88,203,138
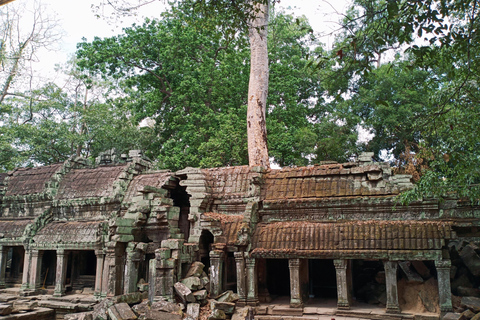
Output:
442,240,480,320
66,261,240,320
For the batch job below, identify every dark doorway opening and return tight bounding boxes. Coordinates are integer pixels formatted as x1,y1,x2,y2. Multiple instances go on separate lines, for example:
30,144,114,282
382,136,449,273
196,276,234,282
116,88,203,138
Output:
353,260,386,305
5,246,24,286
41,250,56,287
199,230,214,271
266,259,290,298
309,259,337,298
170,181,191,241
225,252,236,292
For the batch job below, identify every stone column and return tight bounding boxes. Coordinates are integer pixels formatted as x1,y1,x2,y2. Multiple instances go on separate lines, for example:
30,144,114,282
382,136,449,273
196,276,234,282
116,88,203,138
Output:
102,245,116,297
289,259,303,308
53,249,68,297
29,250,44,291
94,250,105,298
0,246,7,288
234,251,247,306
436,259,453,312
384,261,400,314
209,250,224,297
246,257,259,306
20,249,31,292
124,248,141,294
334,259,351,310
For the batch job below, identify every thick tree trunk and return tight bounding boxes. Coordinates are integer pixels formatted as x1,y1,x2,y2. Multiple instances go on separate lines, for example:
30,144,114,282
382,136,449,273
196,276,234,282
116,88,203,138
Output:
247,1,270,168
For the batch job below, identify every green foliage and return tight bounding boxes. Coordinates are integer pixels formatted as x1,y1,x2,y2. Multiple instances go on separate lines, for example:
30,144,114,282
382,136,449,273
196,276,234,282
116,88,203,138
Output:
326,0,480,202
77,4,358,169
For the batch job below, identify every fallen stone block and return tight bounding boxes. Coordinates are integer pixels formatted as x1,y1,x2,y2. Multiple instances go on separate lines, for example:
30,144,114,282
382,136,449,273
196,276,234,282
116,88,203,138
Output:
460,245,480,277
471,312,480,320
93,299,114,320
151,300,183,314
208,309,226,320
460,309,475,320
0,303,13,316
13,300,38,311
216,290,239,303
186,303,200,319
399,261,424,284
174,282,195,304
113,292,148,305
132,300,151,316
64,311,94,320
411,260,432,279
181,277,202,291
200,272,209,288
210,301,235,314
145,310,182,320
442,313,461,320
462,297,480,313
193,290,208,301
108,302,137,320
185,261,205,278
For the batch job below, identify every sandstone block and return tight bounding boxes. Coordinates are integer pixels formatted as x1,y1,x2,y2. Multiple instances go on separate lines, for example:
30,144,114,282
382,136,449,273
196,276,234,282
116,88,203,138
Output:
399,261,423,284
145,310,182,320
208,309,226,320
210,301,235,314
64,312,94,320
193,290,208,301
216,290,239,303
182,277,202,291
13,300,38,311
411,260,432,279
186,303,200,319
174,282,196,304
107,303,137,320
132,300,150,316
0,304,12,316
186,262,205,278
462,297,480,313
151,300,183,314
443,313,461,320
460,309,476,320
471,313,480,320
460,245,480,277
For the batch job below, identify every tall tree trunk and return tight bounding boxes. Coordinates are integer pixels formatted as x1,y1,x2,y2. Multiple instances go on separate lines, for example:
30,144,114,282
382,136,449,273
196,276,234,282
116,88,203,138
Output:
247,1,270,168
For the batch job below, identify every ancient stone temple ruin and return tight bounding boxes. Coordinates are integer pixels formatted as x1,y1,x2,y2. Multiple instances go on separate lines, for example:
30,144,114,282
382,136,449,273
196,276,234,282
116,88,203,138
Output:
1,150,479,318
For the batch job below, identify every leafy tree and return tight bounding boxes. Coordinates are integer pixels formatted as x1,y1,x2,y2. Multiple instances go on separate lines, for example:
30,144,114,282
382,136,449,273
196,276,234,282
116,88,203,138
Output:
325,0,480,201
77,5,340,169
0,62,153,171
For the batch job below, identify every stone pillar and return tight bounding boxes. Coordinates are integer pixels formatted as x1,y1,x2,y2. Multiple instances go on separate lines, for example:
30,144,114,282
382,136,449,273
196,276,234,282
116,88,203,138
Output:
102,245,116,297
246,257,259,306
124,247,141,294
53,249,68,297
94,250,105,298
334,259,351,310
384,261,400,314
29,250,44,291
234,251,247,306
0,246,7,288
289,259,303,308
209,250,224,298
436,259,453,312
149,248,175,302
20,249,31,292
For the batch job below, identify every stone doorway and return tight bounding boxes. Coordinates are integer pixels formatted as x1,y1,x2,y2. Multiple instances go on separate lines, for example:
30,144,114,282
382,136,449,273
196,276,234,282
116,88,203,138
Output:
308,259,337,300
266,259,290,299
40,250,56,288
5,246,24,287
